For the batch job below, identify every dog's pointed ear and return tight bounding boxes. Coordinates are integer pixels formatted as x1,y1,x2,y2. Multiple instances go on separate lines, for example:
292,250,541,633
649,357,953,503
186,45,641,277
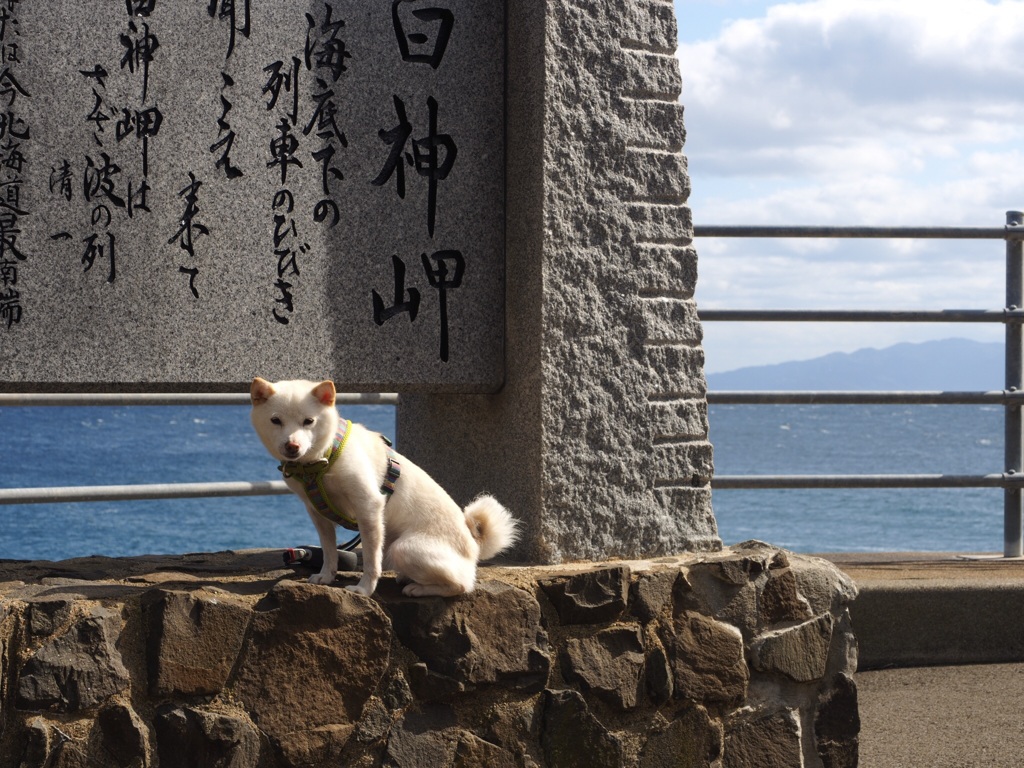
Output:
312,380,336,407
250,377,275,406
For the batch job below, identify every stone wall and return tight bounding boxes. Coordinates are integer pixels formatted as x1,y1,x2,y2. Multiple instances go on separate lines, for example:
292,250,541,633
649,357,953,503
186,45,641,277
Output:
0,543,858,767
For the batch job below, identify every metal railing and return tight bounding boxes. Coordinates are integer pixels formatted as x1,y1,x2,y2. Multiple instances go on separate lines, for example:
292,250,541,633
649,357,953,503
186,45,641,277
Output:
696,211,1024,558
4,215,1023,556
0,392,398,505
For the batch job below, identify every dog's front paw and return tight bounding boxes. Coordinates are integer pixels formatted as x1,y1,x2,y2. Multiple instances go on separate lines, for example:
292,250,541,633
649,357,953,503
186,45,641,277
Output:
309,570,336,585
345,583,373,597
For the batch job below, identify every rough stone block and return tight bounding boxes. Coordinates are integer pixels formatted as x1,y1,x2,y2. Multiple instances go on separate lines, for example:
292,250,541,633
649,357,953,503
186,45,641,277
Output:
453,732,518,768
650,488,717,543
621,51,684,100
626,203,694,243
640,705,722,768
815,673,860,768
723,709,804,768
621,148,691,203
633,244,699,298
541,567,630,625
648,399,709,443
759,568,814,626
652,442,715,486
385,580,549,693
144,589,251,696
791,556,860,615
751,615,834,683
352,670,414,744
659,613,749,708
630,569,681,623
27,600,72,637
695,553,772,587
561,626,647,710
618,100,687,152
683,560,765,639
639,298,702,347
229,582,391,762
645,346,707,397
645,630,674,704
17,717,51,768
154,704,262,768
619,0,680,53
96,703,149,768
541,689,624,768
15,607,129,713
383,708,517,768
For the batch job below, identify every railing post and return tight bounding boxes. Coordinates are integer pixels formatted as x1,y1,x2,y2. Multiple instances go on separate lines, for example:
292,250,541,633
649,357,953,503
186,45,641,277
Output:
1005,210,1024,557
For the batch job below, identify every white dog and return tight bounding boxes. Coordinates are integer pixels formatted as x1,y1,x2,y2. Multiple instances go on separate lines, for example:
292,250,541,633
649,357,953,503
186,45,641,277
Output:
250,378,519,597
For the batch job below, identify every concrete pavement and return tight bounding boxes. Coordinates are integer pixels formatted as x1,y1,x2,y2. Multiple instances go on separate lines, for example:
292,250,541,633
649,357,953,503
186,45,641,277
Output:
857,663,1024,768
823,553,1024,767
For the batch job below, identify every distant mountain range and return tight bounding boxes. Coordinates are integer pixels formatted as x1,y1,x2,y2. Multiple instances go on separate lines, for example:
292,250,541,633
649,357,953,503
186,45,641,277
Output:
706,338,1004,391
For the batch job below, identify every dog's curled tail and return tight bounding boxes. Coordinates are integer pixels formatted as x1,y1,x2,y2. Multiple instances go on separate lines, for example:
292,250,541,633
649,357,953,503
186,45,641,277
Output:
464,494,520,561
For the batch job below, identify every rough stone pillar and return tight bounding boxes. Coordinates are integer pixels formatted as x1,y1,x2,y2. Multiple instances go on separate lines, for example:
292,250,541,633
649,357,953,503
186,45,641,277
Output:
398,0,719,562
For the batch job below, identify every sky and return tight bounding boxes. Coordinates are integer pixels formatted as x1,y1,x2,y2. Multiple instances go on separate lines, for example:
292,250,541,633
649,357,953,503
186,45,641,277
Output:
674,0,1024,373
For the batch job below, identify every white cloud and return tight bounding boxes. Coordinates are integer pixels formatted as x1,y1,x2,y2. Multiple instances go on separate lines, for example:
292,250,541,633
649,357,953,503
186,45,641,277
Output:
678,1,1024,370
679,0,1024,189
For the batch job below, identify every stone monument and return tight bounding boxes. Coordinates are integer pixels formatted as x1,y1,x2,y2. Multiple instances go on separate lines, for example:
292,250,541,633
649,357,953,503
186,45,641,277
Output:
0,0,503,391
399,0,720,561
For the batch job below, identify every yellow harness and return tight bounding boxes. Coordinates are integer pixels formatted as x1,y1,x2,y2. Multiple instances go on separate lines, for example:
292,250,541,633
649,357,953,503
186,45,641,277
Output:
278,420,400,530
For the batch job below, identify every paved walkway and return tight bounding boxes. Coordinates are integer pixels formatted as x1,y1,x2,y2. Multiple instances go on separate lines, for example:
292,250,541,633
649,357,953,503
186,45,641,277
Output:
857,663,1024,768
823,553,1024,767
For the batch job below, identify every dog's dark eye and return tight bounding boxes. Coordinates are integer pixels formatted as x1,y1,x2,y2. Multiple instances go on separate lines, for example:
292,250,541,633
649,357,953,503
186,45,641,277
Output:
303,418,315,426
270,417,282,426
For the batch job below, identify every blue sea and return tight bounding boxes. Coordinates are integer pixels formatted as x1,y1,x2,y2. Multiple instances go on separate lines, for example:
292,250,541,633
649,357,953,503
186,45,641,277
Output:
0,405,394,562
0,402,1007,560
709,403,1005,554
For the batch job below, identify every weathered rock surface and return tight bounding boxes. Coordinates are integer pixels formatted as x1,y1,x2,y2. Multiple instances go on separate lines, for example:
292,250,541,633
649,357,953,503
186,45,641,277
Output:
639,706,722,768
230,581,392,764
659,612,749,708
724,708,804,768
154,705,262,768
386,580,549,695
541,689,624,768
561,626,646,709
751,614,834,682
815,673,861,768
26,600,72,638
96,703,149,767
15,607,129,713
540,566,630,624
0,546,858,768
144,589,251,696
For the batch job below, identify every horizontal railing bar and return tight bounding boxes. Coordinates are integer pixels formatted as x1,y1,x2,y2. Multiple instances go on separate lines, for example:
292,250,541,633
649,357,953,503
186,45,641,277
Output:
707,390,1024,405
698,309,1022,323
0,481,292,505
694,224,1024,240
0,392,399,406
712,474,1020,489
